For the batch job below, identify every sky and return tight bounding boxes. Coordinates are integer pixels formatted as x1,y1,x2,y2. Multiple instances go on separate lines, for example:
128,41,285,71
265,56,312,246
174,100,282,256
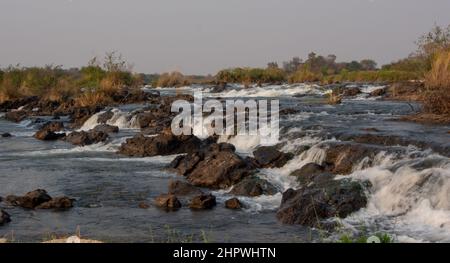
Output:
1,0,450,75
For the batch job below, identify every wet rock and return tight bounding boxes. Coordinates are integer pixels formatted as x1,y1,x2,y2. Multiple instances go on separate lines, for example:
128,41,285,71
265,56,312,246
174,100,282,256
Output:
189,194,216,210
69,106,103,129
65,130,109,146
172,143,256,189
41,121,64,132
277,179,368,227
342,87,362,97
290,163,326,184
1,133,12,138
360,127,380,132
5,110,28,122
93,124,119,134
118,130,203,157
168,180,204,196
35,197,75,209
253,146,293,168
34,130,66,141
138,202,150,209
0,209,11,226
0,96,39,112
370,88,386,97
97,111,114,124
323,142,382,175
225,198,243,210
154,194,181,210
6,189,52,209
230,176,278,197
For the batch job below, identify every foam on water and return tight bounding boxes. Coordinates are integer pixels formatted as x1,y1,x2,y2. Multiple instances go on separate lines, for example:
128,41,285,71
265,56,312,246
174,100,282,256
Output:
208,84,324,98
79,109,140,131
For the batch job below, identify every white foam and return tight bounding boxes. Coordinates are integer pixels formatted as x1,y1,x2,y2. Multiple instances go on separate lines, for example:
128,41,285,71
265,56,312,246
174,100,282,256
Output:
207,84,324,98
79,109,140,131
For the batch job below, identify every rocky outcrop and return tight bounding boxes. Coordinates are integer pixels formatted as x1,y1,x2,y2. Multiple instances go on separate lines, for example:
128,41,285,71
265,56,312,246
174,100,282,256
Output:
154,194,181,210
0,209,11,226
1,133,12,138
189,194,217,210
65,130,109,146
93,124,119,134
168,180,204,196
170,143,256,189
69,106,103,129
277,179,368,227
0,96,39,112
225,198,243,210
5,110,28,122
289,163,327,184
118,130,203,157
229,176,278,197
253,146,293,168
370,88,386,97
322,142,382,175
5,189,74,210
34,121,66,141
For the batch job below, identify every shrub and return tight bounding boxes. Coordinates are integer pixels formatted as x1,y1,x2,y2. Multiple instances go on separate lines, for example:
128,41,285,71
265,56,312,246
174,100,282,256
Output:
289,68,322,83
423,50,450,114
156,71,190,87
74,90,112,107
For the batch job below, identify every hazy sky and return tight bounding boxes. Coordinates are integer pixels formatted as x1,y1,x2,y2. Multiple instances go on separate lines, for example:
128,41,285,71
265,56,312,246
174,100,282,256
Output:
1,0,450,75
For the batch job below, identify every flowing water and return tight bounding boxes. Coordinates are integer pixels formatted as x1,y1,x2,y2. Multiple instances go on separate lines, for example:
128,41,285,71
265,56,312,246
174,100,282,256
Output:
1,84,449,242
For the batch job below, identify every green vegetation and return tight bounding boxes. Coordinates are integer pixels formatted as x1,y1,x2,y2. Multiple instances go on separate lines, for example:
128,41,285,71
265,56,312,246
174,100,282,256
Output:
0,52,143,105
338,233,395,244
216,67,285,86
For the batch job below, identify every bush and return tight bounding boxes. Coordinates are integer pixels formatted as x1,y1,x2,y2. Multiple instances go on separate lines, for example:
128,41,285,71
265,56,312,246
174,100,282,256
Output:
156,71,190,88
289,68,322,83
423,50,450,114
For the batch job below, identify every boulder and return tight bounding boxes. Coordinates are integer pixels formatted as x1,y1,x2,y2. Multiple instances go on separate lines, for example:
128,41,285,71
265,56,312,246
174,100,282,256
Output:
342,87,361,97
69,106,103,129
35,197,75,209
277,179,368,227
370,88,386,97
5,110,28,122
289,163,328,184
138,202,150,209
189,194,217,210
0,96,39,112
93,124,119,134
65,130,109,146
41,121,64,132
0,209,11,226
97,111,114,124
322,143,382,175
154,194,181,210
168,180,204,196
225,198,243,210
171,143,256,189
253,146,293,168
34,130,66,141
230,176,278,197
118,131,203,157
1,133,12,138
6,189,52,209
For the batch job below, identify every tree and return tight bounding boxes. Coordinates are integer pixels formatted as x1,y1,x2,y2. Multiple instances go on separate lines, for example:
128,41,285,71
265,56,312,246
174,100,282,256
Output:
360,59,377,71
416,24,450,58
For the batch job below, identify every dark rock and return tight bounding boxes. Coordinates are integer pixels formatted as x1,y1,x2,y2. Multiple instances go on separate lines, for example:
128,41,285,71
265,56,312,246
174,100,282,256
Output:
0,209,11,226
0,96,39,112
253,146,293,168
290,163,326,184
1,133,12,138
65,130,109,146
69,106,103,129
230,176,278,197
225,198,243,209
34,130,66,141
370,88,386,97
93,124,119,134
41,121,64,132
322,143,382,175
172,143,255,189
168,180,204,196
277,179,368,227
118,129,203,157
97,111,114,124
138,202,150,209
6,189,52,209
154,194,181,210
35,197,75,209
342,87,362,97
5,110,28,122
189,194,216,210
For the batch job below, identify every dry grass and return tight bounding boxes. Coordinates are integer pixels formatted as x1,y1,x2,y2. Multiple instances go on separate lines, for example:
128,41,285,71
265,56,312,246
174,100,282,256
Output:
423,50,450,115
74,90,112,107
